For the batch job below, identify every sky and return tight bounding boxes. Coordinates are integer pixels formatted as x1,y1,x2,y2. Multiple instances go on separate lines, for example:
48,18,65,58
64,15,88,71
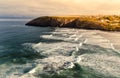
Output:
0,0,120,17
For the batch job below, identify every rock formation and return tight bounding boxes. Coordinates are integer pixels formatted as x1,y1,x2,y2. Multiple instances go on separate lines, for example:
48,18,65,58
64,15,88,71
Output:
26,16,120,31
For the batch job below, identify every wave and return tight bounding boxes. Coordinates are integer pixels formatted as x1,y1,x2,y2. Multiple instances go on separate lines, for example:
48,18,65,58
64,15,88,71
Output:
1,28,120,78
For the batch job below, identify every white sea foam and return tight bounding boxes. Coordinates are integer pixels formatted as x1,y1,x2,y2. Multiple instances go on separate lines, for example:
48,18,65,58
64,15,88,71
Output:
2,28,120,78
23,29,120,78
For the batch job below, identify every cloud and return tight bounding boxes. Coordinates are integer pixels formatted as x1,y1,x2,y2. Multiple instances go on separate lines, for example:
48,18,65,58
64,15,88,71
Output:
0,0,120,17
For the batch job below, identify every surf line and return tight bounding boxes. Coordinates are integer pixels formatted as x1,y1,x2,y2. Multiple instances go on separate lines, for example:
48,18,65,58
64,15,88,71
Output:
110,43,120,53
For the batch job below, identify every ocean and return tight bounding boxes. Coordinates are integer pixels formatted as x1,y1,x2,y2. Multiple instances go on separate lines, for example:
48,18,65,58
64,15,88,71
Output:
0,19,120,78
0,19,55,77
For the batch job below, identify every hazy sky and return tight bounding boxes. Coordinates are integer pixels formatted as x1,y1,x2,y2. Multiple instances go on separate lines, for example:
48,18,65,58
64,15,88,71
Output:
0,0,120,17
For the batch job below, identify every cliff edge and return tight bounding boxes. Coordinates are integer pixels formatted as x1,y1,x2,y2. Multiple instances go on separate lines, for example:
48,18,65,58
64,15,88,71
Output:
26,16,120,31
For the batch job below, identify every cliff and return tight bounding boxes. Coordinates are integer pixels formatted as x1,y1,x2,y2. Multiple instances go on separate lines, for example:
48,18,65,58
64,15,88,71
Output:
26,16,120,31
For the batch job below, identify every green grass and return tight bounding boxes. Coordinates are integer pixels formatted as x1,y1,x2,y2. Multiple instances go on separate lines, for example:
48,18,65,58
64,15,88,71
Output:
28,15,120,31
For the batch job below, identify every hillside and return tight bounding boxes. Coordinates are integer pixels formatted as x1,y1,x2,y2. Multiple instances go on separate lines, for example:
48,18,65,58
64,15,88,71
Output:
26,15,120,31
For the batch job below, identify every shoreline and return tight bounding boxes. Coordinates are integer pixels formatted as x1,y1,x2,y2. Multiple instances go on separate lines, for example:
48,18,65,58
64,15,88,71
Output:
26,15,120,31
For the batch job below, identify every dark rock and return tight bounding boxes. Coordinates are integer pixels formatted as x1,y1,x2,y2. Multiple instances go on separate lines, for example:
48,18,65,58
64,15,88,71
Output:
26,16,120,31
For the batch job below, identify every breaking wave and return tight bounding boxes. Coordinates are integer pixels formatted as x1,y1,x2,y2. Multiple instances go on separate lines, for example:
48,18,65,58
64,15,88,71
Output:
0,26,120,78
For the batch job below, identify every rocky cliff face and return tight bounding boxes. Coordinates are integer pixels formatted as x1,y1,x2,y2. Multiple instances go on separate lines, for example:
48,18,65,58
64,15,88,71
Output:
26,16,120,31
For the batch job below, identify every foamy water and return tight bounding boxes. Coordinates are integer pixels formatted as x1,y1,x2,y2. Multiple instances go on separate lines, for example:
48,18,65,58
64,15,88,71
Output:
0,20,120,78
21,28,120,78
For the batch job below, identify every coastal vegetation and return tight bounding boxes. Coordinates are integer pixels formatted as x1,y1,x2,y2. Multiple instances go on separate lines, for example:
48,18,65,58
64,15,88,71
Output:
26,15,120,31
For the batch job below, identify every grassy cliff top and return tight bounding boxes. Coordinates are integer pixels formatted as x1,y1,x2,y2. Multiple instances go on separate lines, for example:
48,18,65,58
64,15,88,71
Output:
26,15,120,31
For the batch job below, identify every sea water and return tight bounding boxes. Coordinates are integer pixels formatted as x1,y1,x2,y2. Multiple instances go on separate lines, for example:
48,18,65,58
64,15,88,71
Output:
0,19,120,78
0,19,55,77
